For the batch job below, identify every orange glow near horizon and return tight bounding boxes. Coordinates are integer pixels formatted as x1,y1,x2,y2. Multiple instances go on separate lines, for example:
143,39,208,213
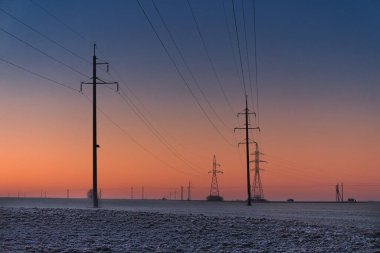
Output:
0,82,379,201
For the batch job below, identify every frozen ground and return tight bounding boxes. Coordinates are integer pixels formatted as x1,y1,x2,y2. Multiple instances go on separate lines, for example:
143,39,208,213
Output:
1,198,379,230
0,206,379,252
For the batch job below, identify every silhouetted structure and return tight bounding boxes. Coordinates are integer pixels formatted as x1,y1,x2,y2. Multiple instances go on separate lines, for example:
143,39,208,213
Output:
336,183,343,202
87,189,93,199
187,181,191,201
235,96,260,206
181,186,184,200
207,155,223,201
252,142,266,201
80,44,118,208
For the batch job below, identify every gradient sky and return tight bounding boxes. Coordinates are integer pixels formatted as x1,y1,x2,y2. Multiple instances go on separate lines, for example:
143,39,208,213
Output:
0,0,379,201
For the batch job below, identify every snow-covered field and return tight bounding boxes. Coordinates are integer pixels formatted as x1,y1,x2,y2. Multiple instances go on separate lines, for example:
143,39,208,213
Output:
1,203,379,252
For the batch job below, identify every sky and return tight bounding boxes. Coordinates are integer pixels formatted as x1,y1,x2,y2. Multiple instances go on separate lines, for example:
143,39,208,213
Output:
0,0,379,201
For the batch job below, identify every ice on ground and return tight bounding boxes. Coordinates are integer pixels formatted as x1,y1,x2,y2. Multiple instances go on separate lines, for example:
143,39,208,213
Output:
0,207,379,252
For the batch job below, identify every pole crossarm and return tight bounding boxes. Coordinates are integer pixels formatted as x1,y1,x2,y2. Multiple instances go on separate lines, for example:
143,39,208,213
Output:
250,160,267,163
208,170,223,174
237,111,256,117
234,126,260,132
238,140,254,147
81,80,119,92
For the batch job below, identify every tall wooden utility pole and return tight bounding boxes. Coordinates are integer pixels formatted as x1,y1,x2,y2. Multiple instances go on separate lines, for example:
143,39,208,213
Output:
235,96,260,206
81,44,118,208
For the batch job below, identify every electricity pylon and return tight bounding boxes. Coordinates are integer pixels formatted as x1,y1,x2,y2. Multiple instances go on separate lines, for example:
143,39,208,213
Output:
208,155,223,197
187,181,191,201
81,44,118,208
335,183,343,202
234,96,260,206
251,142,266,201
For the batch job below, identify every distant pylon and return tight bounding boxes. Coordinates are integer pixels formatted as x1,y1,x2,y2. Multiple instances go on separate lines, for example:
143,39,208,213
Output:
251,142,266,201
187,181,191,201
181,186,184,200
208,155,223,197
336,183,343,202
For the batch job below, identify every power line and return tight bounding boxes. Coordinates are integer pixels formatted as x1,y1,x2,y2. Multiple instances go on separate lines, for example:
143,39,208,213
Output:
29,0,234,148
136,0,234,147
84,60,206,175
186,0,235,114
241,0,255,112
81,94,199,176
29,0,92,45
0,7,91,65
100,65,206,172
98,56,210,163
117,87,205,173
0,56,79,92
252,0,260,127
231,0,247,96
266,154,374,185
0,25,89,78
222,0,244,95
152,0,231,130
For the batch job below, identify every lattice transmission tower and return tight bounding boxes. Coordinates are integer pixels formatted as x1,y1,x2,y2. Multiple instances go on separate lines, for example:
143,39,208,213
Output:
207,155,224,201
251,142,266,201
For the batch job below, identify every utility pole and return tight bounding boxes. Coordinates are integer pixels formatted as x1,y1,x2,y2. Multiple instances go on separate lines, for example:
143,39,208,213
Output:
81,44,118,208
234,96,260,206
181,186,184,201
67,189,69,199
